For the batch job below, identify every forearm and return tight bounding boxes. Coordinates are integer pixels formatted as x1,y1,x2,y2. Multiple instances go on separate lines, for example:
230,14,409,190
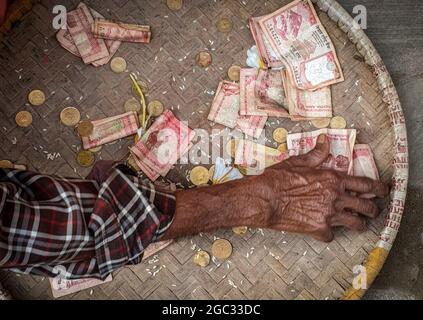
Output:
161,175,272,240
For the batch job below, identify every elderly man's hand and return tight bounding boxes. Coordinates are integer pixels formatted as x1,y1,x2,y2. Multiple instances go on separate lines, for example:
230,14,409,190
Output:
165,135,389,242
260,134,389,242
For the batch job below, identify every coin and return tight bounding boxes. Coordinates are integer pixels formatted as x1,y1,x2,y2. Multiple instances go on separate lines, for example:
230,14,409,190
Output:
208,165,215,181
272,127,288,144
127,156,141,172
277,143,288,153
232,226,248,235
190,166,210,186
77,120,94,137
137,79,149,94
227,65,241,81
225,139,237,158
311,118,331,129
77,151,95,167
28,89,45,106
124,98,141,113
60,107,81,127
0,160,13,169
216,17,232,33
110,57,127,73
167,0,182,11
196,51,212,68
15,111,33,127
330,116,347,129
212,239,232,260
193,250,210,267
89,146,102,153
147,100,164,117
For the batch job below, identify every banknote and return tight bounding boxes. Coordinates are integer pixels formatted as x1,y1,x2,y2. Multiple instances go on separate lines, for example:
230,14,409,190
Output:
282,70,332,118
66,4,110,64
239,68,267,116
234,139,288,175
57,3,121,67
353,144,379,180
49,274,113,299
81,111,139,150
92,18,151,43
131,111,195,179
287,128,356,174
249,16,284,69
257,0,344,90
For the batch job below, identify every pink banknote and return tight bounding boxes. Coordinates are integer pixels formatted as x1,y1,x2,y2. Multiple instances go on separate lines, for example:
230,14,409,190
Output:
239,68,267,116
353,144,379,180
257,0,344,90
287,128,356,174
92,18,151,43
82,111,139,150
66,4,109,64
131,110,195,180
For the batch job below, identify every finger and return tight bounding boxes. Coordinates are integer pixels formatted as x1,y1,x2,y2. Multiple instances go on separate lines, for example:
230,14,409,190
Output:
285,134,330,168
312,227,334,243
337,194,380,218
344,176,389,198
330,212,366,232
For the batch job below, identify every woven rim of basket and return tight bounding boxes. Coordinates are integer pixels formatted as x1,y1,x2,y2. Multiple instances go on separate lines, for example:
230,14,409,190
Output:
310,0,409,299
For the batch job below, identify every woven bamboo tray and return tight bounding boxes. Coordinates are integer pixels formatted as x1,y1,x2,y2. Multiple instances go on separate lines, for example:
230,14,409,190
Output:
0,0,408,300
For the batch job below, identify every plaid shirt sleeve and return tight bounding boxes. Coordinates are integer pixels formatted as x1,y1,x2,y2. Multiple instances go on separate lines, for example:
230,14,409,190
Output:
0,161,175,280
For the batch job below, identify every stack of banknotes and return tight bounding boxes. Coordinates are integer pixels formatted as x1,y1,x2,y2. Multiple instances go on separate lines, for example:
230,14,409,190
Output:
56,2,151,67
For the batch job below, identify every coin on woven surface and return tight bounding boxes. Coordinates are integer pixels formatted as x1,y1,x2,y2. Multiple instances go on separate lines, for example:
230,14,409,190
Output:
212,239,232,260
15,111,33,127
167,0,182,11
232,226,248,235
77,151,95,167
89,146,102,153
124,98,141,113
277,143,288,153
77,120,94,137
272,127,288,144
0,160,13,169
110,57,127,73
228,65,241,81
28,89,45,106
60,107,81,127
147,100,164,117
196,51,212,68
311,118,331,129
330,116,347,129
190,166,209,186
216,17,232,33
193,250,210,267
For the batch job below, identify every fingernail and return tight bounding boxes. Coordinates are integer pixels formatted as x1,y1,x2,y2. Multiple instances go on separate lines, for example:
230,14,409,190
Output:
317,135,326,144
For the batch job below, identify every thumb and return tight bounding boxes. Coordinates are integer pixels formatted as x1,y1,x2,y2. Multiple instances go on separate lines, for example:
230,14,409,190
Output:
285,134,330,168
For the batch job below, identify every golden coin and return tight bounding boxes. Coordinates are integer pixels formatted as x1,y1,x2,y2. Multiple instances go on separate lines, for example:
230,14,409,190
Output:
127,156,141,172
232,226,248,235
225,139,237,158
208,165,215,181
277,143,288,153
110,57,127,73
60,107,81,127
227,65,241,81
147,100,164,117
0,160,14,169
77,151,95,167
193,250,210,267
196,51,212,68
330,116,347,129
15,111,33,127
77,120,94,137
216,17,233,33
212,239,232,260
28,89,45,106
167,0,182,11
190,166,210,186
89,146,102,153
137,79,149,94
272,127,288,144
124,98,141,113
311,118,331,129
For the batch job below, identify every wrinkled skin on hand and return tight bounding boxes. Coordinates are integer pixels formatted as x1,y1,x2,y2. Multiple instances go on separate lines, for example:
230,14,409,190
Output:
260,134,389,242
